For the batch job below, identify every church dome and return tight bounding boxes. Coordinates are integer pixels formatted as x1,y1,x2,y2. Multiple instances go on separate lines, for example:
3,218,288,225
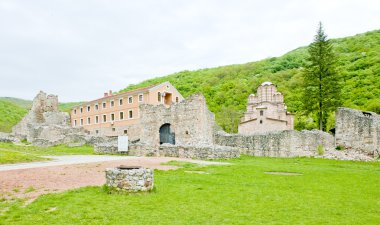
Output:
261,81,273,86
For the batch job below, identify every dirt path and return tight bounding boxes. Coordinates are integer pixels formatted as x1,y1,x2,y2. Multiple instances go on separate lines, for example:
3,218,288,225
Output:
0,156,228,201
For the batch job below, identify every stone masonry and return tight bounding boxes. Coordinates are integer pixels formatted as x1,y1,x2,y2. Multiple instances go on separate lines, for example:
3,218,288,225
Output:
138,94,217,147
105,167,154,192
335,107,380,157
215,129,334,157
12,91,62,138
11,91,112,147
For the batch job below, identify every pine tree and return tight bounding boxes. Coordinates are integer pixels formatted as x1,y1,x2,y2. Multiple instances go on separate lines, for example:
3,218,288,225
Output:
302,22,341,131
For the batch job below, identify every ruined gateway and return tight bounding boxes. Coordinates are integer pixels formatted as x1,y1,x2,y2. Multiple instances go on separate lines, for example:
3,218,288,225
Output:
5,90,379,161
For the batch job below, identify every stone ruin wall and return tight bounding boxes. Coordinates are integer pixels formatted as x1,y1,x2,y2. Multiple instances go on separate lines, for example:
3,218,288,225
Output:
9,91,113,147
138,94,217,147
126,144,240,160
335,107,380,157
12,91,61,138
215,130,334,157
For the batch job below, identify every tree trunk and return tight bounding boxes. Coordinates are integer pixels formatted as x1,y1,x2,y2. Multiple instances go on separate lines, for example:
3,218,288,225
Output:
319,108,323,131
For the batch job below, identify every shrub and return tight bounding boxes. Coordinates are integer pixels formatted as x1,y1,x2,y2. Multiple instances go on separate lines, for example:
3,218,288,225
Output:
317,144,325,155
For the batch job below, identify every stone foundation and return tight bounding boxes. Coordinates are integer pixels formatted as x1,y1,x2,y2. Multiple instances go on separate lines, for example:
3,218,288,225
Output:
129,144,240,159
215,130,334,157
95,142,240,160
105,166,153,192
0,132,17,143
94,139,118,153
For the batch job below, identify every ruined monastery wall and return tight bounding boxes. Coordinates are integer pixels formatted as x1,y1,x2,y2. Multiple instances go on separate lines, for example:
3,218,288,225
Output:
215,130,334,157
335,107,380,157
138,94,216,147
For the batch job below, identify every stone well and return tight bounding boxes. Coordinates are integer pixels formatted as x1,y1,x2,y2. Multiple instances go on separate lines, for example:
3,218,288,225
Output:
105,166,154,192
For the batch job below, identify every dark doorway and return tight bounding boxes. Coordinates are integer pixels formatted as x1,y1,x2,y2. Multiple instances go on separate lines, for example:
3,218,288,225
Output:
159,123,175,145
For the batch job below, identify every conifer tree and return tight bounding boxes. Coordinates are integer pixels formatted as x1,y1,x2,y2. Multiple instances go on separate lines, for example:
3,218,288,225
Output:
302,22,341,131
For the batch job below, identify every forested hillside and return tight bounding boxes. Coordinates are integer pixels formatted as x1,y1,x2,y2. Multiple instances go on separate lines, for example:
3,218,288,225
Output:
0,100,27,133
120,29,380,132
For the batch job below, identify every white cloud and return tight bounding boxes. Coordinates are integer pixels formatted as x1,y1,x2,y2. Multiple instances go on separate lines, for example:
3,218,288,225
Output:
0,0,379,102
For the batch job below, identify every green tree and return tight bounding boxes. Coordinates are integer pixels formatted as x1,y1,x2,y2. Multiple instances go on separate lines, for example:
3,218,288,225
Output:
302,22,341,131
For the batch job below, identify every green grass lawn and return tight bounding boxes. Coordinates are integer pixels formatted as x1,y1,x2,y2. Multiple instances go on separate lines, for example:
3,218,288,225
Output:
1,156,379,224
0,143,94,164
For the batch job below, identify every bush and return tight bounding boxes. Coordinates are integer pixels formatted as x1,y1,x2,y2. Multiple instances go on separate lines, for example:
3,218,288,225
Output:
317,145,325,155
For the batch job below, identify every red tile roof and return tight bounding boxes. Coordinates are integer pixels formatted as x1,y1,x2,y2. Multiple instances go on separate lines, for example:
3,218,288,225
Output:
74,83,160,107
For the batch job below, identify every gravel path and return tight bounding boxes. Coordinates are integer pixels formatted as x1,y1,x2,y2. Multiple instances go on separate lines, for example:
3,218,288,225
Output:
0,156,230,200
0,155,138,171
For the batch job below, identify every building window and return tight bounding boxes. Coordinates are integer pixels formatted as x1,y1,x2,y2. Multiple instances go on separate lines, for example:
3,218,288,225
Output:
111,113,115,121
138,94,143,102
129,110,133,119
103,115,107,123
176,97,179,103
120,112,124,120
119,99,123,105
112,128,116,132
102,102,106,108
95,130,99,134
158,92,161,102
110,100,114,107
80,119,83,126
128,96,133,104
74,120,77,126
95,116,99,124
95,104,99,110
87,117,91,125
80,107,83,113
74,109,77,114
260,110,264,116
87,106,90,112
260,120,263,124
124,130,128,134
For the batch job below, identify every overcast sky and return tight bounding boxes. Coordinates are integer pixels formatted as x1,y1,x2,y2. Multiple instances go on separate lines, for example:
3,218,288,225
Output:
0,0,379,102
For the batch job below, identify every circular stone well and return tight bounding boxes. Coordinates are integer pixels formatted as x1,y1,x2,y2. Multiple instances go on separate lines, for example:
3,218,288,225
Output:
105,166,154,192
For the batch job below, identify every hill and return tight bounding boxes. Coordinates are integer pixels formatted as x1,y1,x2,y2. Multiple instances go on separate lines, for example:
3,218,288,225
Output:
0,97,32,109
120,29,380,132
0,97,81,133
0,100,27,133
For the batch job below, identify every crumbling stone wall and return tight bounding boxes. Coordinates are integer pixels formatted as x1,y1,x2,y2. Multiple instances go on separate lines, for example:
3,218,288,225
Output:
138,94,217,147
12,91,63,138
0,132,16,143
335,107,380,157
215,130,334,157
125,144,240,160
10,91,110,147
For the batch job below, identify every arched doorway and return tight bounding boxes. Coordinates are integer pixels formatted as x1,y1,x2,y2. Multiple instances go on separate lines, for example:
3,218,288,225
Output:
159,123,175,145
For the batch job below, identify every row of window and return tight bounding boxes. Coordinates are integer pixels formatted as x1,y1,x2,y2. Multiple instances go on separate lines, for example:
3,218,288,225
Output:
73,111,134,126
74,94,144,114
94,129,128,134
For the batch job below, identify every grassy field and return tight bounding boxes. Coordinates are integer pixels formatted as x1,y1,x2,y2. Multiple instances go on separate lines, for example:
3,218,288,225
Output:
0,156,379,224
0,143,94,164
